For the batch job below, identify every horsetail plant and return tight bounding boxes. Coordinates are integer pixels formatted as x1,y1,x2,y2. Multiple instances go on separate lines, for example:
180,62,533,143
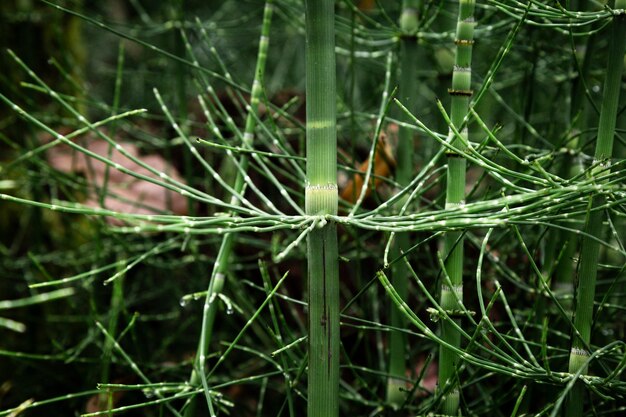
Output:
546,0,599,312
304,0,340,416
387,0,421,407
184,2,274,415
4,2,626,416
566,2,626,415
438,0,476,415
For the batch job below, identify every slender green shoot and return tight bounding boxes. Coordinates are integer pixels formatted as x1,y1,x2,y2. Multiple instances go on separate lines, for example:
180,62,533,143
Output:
387,0,421,408
184,2,274,415
304,1,340,416
566,2,626,416
438,0,476,415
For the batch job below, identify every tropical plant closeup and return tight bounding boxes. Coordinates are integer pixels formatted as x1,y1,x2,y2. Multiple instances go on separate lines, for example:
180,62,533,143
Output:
1,0,626,416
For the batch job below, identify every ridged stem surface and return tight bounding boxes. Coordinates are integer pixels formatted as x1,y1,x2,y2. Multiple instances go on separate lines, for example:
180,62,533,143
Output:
387,0,421,407
566,4,626,416
305,1,339,416
438,0,475,415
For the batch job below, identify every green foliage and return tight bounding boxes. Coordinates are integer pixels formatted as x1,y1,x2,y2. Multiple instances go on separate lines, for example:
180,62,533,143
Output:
1,1,626,416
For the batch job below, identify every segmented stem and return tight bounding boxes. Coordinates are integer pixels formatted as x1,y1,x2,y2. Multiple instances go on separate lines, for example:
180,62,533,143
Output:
387,0,421,407
438,0,475,415
305,1,340,416
566,3,626,415
185,2,273,415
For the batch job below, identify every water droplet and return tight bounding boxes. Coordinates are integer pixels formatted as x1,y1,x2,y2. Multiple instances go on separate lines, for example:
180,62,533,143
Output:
179,298,189,308
226,306,234,315
427,308,439,323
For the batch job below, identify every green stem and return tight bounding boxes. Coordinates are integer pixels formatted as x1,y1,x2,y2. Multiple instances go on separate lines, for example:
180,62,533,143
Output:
438,0,475,415
174,0,193,215
99,256,125,410
184,2,273,415
566,3,626,416
387,0,420,407
304,1,339,416
546,5,598,318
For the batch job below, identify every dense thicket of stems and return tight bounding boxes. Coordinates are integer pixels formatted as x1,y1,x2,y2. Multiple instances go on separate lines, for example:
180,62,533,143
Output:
184,2,273,415
5,2,626,416
566,2,626,415
438,0,475,415
304,1,339,416
387,0,420,407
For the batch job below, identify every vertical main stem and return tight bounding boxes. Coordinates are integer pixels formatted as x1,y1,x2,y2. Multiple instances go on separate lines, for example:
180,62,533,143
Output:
566,3,626,416
305,1,339,416
543,2,596,317
307,224,340,417
438,0,475,415
387,0,420,407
